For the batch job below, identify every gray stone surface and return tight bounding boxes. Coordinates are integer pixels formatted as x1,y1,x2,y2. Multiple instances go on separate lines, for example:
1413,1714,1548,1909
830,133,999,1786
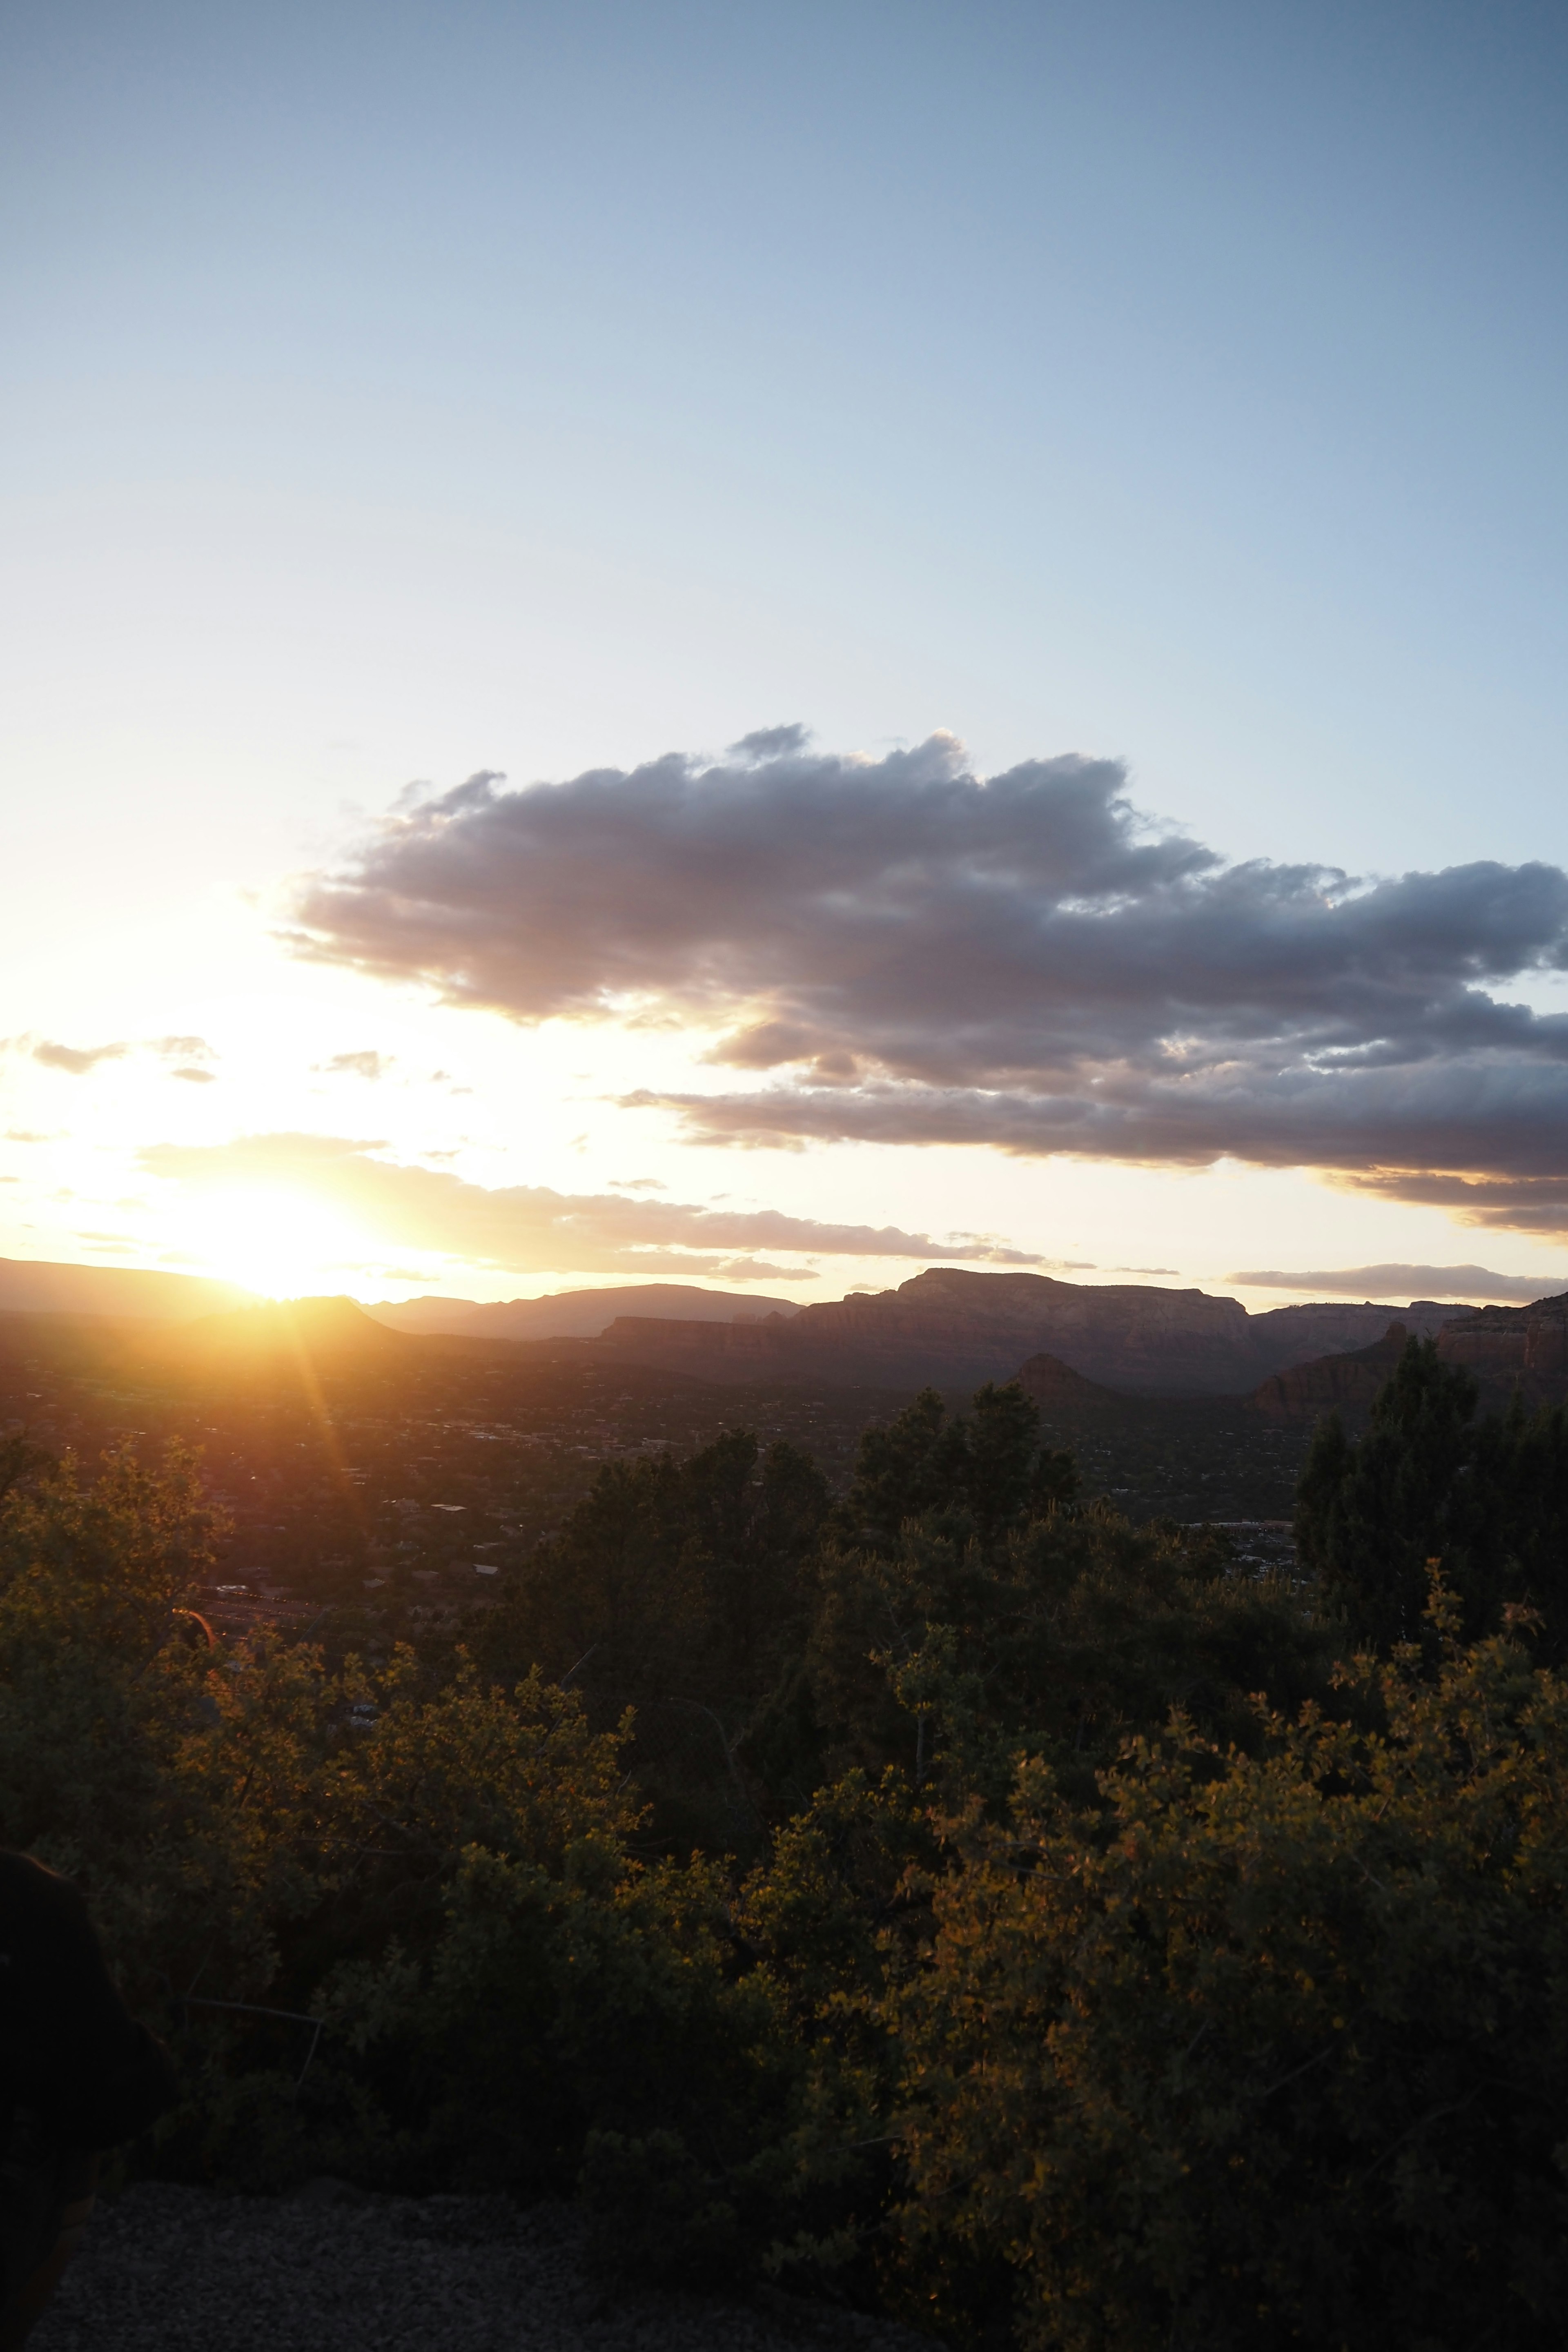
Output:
32,2181,933,2352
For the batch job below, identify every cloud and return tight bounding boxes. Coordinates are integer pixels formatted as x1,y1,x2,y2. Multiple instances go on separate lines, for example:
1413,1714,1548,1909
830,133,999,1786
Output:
704,1256,813,1282
1230,1262,1566,1304
1327,1171,1568,1238
285,733,1568,1235
4,1129,51,1143
137,1132,1043,1276
728,722,812,762
33,1040,129,1075
149,1035,217,1062
24,1036,217,1080
315,1049,392,1079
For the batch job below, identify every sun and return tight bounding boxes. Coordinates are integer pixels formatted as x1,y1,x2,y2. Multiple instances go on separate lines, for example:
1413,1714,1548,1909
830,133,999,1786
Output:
177,1187,376,1299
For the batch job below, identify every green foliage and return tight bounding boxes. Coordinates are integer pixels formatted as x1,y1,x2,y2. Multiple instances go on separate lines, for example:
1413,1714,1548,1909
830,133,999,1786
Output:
5,1371,1568,2344
755,1501,1332,1815
892,1587,1568,2350
833,1383,1078,1557
478,1428,828,1846
1296,1336,1568,1653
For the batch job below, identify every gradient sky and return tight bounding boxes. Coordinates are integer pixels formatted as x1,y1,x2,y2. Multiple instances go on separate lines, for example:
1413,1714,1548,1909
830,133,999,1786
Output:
3,0,1566,1307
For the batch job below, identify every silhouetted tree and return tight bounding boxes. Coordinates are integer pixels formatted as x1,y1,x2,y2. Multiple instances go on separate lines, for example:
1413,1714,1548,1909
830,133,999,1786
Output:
833,1381,1078,1557
1296,1336,1568,1655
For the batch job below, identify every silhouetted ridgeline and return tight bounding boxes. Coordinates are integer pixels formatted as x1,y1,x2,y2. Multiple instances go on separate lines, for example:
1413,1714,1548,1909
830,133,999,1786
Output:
367,1281,803,1341
589,1266,1473,1393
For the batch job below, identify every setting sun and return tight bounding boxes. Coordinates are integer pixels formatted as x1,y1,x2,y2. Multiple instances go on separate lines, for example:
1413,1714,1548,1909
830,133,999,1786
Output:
173,1187,373,1299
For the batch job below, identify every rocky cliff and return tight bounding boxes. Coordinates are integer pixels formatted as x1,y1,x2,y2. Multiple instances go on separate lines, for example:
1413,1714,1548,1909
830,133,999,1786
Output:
1250,1321,1414,1425
1436,1291,1568,1403
594,1267,1472,1397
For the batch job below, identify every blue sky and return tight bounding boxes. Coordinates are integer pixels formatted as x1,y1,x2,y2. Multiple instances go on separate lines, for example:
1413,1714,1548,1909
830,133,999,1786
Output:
2,0,1566,1305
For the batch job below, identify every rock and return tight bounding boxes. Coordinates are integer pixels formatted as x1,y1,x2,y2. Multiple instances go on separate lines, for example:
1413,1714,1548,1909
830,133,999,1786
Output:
1013,1351,1134,1425
1249,1322,1413,1425
1437,1290,1568,1403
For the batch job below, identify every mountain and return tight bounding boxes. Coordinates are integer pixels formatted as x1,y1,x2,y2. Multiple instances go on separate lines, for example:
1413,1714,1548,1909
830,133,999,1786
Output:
1437,1291,1568,1404
363,1282,802,1341
1247,1298,1463,1364
1013,1350,1140,1425
1250,1320,1415,1425
592,1267,1475,1396
0,1254,254,1321
140,1294,411,1370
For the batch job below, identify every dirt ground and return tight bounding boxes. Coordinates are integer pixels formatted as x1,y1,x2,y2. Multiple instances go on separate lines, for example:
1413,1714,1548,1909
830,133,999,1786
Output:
31,2179,935,2352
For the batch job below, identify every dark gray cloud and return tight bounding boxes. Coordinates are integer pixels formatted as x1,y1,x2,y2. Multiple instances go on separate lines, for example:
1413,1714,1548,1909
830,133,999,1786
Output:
728,723,813,762
287,732,1568,1232
1331,1171,1568,1238
138,1133,1042,1277
1231,1262,1566,1303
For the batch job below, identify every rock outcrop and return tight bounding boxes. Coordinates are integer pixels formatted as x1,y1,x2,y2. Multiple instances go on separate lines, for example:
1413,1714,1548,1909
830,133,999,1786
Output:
1013,1350,1136,1425
1247,1293,1568,1423
1247,1298,1459,1364
594,1267,1473,1397
1250,1321,1414,1425
1436,1291,1568,1403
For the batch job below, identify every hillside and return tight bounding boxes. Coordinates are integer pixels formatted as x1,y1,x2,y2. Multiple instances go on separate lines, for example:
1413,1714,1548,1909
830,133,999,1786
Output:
140,1294,412,1370
0,1253,254,1321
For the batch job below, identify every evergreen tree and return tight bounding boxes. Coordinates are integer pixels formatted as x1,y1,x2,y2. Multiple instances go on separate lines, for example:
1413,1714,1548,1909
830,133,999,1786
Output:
1296,1336,1568,1655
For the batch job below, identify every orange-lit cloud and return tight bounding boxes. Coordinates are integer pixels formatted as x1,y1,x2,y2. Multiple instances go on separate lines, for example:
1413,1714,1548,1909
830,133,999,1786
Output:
138,1131,1045,1278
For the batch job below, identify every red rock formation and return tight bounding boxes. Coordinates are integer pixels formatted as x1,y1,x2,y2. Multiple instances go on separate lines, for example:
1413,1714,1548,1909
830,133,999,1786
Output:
594,1267,1469,1397
1437,1291,1568,1402
1248,1299,1458,1362
1250,1322,1412,1425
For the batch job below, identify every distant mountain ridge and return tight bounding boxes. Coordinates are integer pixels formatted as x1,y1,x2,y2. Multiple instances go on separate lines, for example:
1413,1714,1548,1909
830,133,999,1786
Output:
0,1254,254,1321
1436,1291,1568,1402
4,1257,1554,1405
364,1282,802,1341
1250,1320,1417,1424
592,1267,1476,1396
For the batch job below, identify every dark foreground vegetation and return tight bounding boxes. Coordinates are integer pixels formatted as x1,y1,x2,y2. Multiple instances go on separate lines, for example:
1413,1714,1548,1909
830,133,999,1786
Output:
2,1340,1567,2350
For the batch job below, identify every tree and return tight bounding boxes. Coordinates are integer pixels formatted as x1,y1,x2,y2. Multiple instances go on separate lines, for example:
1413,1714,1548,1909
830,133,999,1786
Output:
1296,1336,1568,1654
478,1430,828,1847
753,1501,1332,1818
893,1588,1568,2351
833,1383,1078,1558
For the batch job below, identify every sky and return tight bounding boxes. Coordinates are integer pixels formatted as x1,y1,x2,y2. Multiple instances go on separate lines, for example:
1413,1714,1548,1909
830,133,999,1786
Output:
2,0,1566,1311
